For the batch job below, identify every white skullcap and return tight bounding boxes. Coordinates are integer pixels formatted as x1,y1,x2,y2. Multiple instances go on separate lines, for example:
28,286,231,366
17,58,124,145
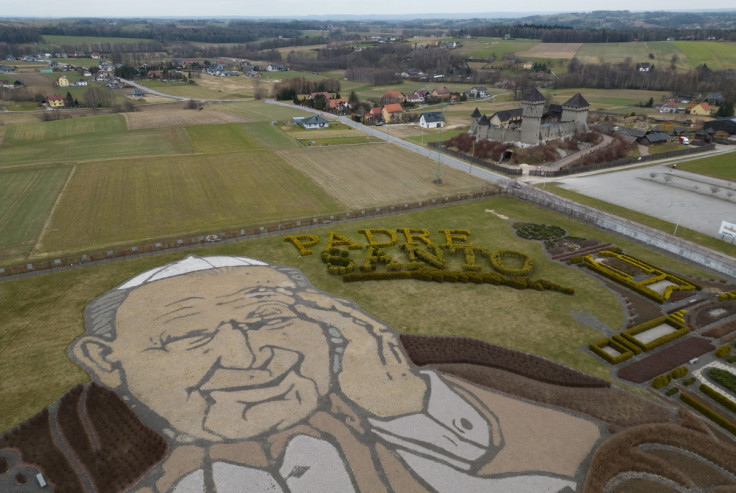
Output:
117,255,268,290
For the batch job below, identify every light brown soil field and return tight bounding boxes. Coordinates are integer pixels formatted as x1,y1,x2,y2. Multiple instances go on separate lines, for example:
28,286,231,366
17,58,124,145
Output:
123,108,248,129
278,143,484,208
517,43,583,59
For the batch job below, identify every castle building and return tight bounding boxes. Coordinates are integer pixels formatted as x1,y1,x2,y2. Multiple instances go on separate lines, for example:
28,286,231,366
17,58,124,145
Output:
470,88,589,146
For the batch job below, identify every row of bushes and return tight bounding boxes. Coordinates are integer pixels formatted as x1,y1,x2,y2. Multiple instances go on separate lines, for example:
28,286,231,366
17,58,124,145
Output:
718,290,736,301
621,313,690,352
589,338,635,365
514,223,566,241
700,383,736,414
651,366,688,389
585,251,700,304
343,268,574,294
283,235,318,256
489,250,534,277
680,392,736,436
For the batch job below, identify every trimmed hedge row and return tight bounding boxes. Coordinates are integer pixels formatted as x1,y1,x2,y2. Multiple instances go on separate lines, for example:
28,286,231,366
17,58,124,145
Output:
666,387,679,396
708,368,736,394
612,333,642,355
700,384,736,414
515,223,566,241
589,338,634,365
343,268,574,294
489,250,534,277
670,366,689,379
584,251,700,304
620,313,689,352
683,377,696,386
718,290,736,301
680,392,736,436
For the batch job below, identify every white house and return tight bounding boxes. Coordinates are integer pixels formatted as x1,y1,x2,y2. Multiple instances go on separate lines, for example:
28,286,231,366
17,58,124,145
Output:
299,115,330,129
419,112,446,129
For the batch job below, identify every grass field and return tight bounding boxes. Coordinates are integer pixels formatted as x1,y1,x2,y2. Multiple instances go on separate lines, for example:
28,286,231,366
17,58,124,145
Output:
140,80,235,100
2,114,127,144
516,43,582,59
34,152,343,256
3,195,724,433
0,126,193,167
278,143,485,208
0,165,72,261
671,41,736,71
218,101,313,122
675,153,736,181
185,123,263,153
244,122,302,150
123,107,248,129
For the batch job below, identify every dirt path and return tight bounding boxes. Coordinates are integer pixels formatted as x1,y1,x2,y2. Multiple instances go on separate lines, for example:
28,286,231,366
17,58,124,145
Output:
638,144,650,157
30,165,75,257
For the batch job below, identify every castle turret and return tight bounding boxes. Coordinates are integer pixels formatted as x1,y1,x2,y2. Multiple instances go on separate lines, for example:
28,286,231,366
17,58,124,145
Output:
470,107,482,133
520,87,545,145
561,93,590,132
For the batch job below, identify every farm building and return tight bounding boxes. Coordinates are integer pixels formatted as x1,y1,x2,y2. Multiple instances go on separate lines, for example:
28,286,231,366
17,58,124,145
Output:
299,115,330,129
381,90,405,104
419,112,446,129
704,117,736,137
47,94,64,108
470,89,590,145
688,102,712,117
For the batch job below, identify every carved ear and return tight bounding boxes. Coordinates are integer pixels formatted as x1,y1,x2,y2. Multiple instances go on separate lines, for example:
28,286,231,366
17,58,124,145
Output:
70,337,123,388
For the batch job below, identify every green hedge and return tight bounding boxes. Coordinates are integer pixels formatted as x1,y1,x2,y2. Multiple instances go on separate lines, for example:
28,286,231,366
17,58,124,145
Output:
652,374,672,389
715,345,733,359
589,338,634,365
489,250,534,277
700,384,736,414
611,334,642,355
717,290,736,301
670,366,689,379
666,387,679,396
621,316,689,352
708,368,736,393
683,377,696,386
680,392,736,436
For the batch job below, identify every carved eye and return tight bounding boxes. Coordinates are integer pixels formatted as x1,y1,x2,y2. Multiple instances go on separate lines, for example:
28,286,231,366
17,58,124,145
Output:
161,331,216,351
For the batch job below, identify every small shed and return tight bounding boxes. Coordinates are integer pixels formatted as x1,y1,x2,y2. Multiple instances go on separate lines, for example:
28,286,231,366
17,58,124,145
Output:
419,112,446,129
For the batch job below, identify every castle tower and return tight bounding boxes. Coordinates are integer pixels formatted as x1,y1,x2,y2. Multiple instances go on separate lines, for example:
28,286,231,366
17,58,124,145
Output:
561,93,590,132
520,87,545,145
470,107,482,134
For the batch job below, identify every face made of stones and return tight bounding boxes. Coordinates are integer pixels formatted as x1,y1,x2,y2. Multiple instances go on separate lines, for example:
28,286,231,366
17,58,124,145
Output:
107,267,332,442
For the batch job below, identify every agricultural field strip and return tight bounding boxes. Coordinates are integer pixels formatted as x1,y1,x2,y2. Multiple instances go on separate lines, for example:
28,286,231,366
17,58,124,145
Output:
30,166,77,257
693,362,736,407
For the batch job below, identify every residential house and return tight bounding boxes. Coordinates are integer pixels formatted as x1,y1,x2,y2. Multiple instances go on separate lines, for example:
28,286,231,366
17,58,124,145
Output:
309,92,331,101
431,87,450,99
47,94,64,108
521,62,534,70
638,63,651,72
91,53,102,59
382,103,404,123
468,86,487,98
406,92,425,103
327,98,351,113
147,71,163,79
265,64,287,72
0,64,16,73
74,79,88,86
56,75,69,87
689,102,713,116
130,89,146,98
658,101,680,113
401,68,425,79
365,107,383,123
381,90,405,104
419,112,445,129
706,92,724,105
299,115,330,129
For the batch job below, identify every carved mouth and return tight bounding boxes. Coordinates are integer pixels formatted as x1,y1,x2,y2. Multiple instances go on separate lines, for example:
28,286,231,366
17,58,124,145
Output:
199,348,301,392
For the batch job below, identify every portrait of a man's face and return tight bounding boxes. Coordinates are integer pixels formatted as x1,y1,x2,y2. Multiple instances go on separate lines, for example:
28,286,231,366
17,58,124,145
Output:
72,256,429,443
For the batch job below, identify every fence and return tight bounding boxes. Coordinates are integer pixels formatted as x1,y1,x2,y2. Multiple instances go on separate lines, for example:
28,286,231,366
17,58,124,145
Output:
0,190,500,279
528,143,716,178
508,183,736,279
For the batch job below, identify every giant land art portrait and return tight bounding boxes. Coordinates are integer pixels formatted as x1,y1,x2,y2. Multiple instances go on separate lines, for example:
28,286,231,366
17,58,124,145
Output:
2,255,736,493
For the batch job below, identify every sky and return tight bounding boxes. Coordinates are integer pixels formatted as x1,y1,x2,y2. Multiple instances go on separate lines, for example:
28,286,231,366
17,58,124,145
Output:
3,1,736,19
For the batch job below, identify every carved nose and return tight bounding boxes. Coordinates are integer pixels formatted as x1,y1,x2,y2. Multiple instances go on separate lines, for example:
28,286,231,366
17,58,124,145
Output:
217,322,256,369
